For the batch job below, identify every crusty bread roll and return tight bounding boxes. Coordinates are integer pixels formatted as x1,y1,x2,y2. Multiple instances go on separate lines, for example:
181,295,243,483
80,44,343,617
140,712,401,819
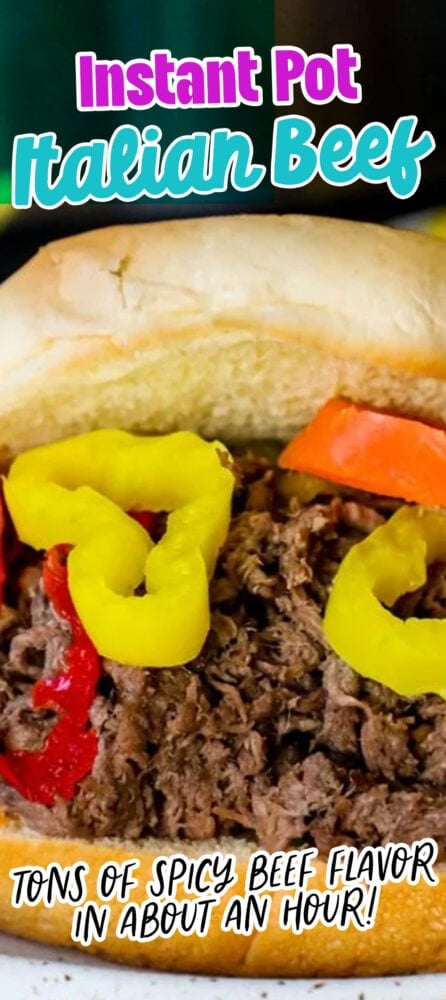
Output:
1,813,446,977
2,215,446,976
1,214,446,456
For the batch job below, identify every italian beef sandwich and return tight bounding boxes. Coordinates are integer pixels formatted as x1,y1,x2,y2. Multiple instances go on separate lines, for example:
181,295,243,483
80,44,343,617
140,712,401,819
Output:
0,215,445,975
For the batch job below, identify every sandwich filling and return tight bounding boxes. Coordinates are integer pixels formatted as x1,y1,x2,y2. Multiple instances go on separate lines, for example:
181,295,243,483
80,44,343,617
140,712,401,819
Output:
1,448,446,855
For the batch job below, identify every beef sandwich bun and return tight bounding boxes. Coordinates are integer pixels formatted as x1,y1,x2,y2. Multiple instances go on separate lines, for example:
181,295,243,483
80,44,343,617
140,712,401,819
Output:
0,215,446,977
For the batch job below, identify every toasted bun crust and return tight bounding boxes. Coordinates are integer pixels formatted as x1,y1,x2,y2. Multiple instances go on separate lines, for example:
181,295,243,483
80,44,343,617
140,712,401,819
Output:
1,215,446,456
0,816,446,976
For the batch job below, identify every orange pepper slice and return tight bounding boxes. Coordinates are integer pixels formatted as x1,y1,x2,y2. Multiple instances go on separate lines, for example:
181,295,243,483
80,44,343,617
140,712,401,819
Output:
278,399,446,505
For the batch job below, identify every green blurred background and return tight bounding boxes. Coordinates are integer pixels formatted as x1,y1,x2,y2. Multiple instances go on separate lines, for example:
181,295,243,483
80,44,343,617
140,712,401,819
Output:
0,0,273,206
1,0,445,275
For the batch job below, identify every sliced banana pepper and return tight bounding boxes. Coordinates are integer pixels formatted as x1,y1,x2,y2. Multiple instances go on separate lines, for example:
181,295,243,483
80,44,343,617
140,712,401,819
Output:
4,430,234,668
323,505,446,698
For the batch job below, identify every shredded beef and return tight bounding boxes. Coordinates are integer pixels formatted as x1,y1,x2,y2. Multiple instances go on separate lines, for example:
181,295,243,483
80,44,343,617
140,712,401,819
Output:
0,580,70,755
2,454,446,856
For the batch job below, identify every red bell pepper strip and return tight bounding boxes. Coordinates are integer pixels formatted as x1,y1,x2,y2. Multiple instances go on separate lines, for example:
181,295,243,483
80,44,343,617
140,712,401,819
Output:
278,398,446,505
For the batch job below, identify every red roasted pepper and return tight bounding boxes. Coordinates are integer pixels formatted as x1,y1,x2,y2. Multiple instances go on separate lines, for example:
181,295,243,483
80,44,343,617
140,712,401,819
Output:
0,545,99,805
0,512,155,806
0,716,98,805
130,510,156,534
34,545,100,725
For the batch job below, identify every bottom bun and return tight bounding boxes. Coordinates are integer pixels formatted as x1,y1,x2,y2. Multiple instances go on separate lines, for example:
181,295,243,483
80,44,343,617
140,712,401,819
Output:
0,812,446,977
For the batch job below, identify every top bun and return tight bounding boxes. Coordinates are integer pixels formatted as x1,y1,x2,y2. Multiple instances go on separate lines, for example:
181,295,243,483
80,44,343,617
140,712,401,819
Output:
1,213,446,455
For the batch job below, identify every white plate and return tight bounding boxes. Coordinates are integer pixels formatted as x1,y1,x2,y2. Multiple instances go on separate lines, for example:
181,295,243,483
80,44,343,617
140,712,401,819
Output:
1,935,446,999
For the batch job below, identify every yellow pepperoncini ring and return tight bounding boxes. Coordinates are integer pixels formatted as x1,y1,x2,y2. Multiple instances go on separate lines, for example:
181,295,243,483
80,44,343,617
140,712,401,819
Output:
4,430,234,668
323,505,446,698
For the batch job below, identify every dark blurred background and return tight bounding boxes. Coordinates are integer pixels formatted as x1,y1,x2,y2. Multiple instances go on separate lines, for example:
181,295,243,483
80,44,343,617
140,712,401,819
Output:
0,0,445,279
